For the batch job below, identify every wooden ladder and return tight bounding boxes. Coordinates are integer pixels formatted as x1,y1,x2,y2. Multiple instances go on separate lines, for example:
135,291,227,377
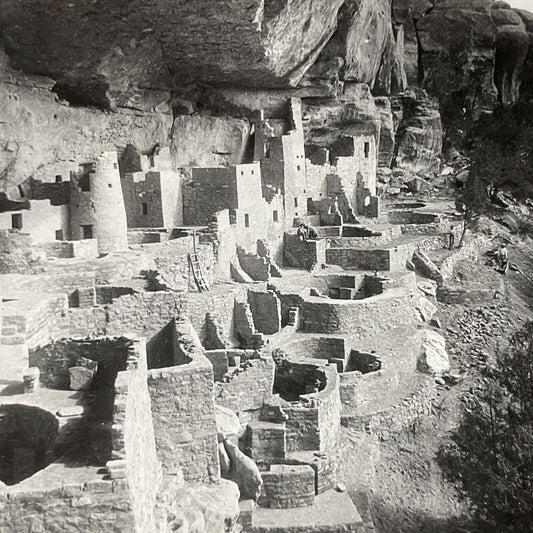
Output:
188,252,209,292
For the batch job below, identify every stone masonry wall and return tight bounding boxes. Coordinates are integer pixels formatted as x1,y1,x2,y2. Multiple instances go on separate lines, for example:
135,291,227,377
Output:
300,288,418,336
215,351,275,419
248,289,282,335
0,478,135,533
147,320,219,482
113,339,161,533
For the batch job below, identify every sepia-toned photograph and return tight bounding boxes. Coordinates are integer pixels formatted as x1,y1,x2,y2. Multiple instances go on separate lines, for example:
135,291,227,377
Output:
0,0,532,531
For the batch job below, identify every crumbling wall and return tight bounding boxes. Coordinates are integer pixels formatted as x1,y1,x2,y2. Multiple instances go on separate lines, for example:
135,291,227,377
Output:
214,350,275,419
29,337,132,389
113,339,161,533
248,289,282,334
147,320,219,482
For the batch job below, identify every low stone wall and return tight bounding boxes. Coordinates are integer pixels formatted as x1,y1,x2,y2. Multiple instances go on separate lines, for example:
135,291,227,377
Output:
299,288,418,336
147,319,219,482
437,286,497,306
29,337,132,389
215,349,275,419
40,239,98,259
388,211,440,225
326,247,392,270
341,377,436,440
0,477,135,533
259,464,315,509
283,234,326,270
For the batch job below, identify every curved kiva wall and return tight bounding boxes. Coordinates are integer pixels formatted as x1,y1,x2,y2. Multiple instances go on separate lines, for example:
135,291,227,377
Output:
299,287,419,335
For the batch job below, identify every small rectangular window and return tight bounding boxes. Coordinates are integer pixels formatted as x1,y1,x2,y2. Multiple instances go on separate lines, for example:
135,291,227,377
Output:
251,169,254,175
294,197,298,207
11,213,23,229
244,214,250,228
55,175,62,183
108,183,112,188
273,210,278,222
149,156,155,168
55,229,64,241
364,141,370,159
297,165,301,171
141,202,148,215
79,175,91,192
113,162,118,169
81,224,93,239
229,209,237,225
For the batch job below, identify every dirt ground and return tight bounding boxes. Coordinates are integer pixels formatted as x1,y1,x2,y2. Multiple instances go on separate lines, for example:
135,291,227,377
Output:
337,230,533,533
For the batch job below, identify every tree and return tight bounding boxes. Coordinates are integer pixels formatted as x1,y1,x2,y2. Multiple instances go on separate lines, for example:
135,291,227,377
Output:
439,323,533,532
456,171,488,246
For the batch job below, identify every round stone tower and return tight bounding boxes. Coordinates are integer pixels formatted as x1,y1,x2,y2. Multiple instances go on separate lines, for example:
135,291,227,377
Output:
91,151,129,255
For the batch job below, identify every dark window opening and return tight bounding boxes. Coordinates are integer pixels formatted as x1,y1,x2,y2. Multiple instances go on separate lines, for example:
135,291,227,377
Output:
79,175,91,192
113,163,118,169
241,171,244,175
364,142,370,159
229,209,237,225
141,202,148,216
294,197,298,207
273,210,279,222
149,156,155,168
244,214,250,228
55,175,62,183
251,169,254,175
81,224,93,239
297,165,301,171
108,183,112,188
55,230,64,241
11,214,23,230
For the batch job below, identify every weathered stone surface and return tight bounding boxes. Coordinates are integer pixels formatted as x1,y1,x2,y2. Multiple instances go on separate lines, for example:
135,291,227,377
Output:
171,115,251,168
415,296,438,323
316,0,407,94
491,2,530,104
302,83,381,149
69,366,95,391
1,0,345,107
418,329,451,375
224,440,263,501
415,0,499,120
215,405,242,441
392,88,442,174
0,64,171,192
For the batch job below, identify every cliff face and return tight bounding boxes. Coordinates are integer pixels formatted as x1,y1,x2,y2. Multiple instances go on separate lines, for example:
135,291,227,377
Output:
0,0,345,109
0,0,532,191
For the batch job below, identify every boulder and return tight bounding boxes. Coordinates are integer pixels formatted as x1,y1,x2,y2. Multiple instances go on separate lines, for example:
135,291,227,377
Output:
407,176,432,193
215,405,242,441
223,440,263,501
418,329,451,375
219,443,231,475
412,250,443,284
69,366,95,391
415,296,438,323
418,280,437,297
180,479,240,533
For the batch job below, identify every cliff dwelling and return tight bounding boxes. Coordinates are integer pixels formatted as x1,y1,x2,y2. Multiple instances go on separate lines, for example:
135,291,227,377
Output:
1,0,533,532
